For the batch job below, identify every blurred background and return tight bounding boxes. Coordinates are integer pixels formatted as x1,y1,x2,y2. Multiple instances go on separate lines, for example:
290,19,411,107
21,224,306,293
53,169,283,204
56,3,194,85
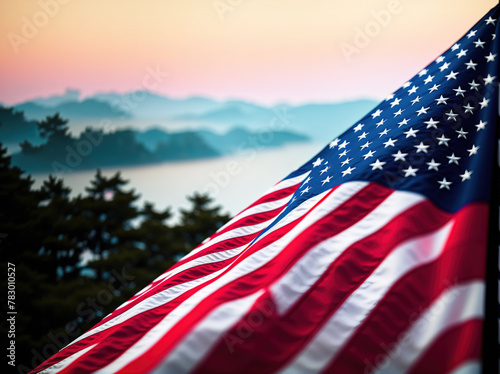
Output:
0,1,497,372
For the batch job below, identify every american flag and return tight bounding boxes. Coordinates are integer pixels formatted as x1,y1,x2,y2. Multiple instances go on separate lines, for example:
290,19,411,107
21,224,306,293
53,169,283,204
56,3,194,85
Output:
34,5,499,374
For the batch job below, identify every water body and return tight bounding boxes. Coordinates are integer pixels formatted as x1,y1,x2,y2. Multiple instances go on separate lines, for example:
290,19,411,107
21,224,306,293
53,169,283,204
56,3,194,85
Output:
32,142,323,221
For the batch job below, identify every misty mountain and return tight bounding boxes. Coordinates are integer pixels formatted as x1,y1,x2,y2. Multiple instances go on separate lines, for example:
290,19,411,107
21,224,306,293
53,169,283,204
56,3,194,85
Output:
93,91,222,119
11,91,378,141
30,88,81,107
14,99,129,121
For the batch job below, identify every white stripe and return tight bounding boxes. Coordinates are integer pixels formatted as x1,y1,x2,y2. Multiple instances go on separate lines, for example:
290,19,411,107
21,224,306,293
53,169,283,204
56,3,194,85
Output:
448,361,481,374
258,172,309,199
372,281,484,374
280,218,455,374
151,291,264,374
165,216,276,262
116,246,248,311
95,182,368,373
270,189,424,315
217,194,294,231
170,173,306,264
38,344,97,374
66,267,226,348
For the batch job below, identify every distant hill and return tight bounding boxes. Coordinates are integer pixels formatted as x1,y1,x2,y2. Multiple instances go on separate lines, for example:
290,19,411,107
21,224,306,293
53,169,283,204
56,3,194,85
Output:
14,99,129,121
93,91,222,119
30,88,81,107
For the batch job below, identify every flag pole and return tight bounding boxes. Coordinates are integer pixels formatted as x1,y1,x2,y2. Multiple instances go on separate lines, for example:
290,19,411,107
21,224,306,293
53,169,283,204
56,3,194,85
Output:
481,83,500,373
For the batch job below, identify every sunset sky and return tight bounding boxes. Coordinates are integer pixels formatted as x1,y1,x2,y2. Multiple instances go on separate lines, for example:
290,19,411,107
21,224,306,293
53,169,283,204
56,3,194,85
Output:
0,1,497,106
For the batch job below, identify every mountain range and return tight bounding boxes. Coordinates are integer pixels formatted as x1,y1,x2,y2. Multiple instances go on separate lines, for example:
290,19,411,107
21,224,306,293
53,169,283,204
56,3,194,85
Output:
7,90,378,141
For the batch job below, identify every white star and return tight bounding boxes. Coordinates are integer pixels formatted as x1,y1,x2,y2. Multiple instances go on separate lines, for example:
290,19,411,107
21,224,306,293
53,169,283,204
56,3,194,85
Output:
460,170,473,181
468,144,479,156
383,138,397,148
418,69,428,77
370,159,386,170
445,110,458,121
437,134,450,146
463,103,474,114
386,94,395,101
300,186,311,195
371,109,383,118
479,98,489,108
375,119,386,128
338,140,350,149
363,150,376,160
414,142,430,153
439,62,450,71
469,80,480,91
321,176,332,185
392,150,408,162
436,56,446,63
485,16,496,25
342,166,356,177
475,120,487,131
435,95,448,105
424,75,434,84
485,52,496,62
411,96,421,105
304,176,312,184
424,118,439,129
320,166,330,174
404,128,419,138
340,158,352,167
483,74,496,85
379,128,390,137
466,30,477,39
465,60,477,70
473,38,485,48
416,106,429,116
402,165,418,177
445,71,458,80
360,141,372,150
312,157,323,167
358,132,368,140
329,138,340,148
393,109,404,117
408,86,419,95
438,178,452,190
427,159,441,171
353,124,364,132
447,153,461,165
429,84,440,93
390,98,401,107
397,118,409,127
456,49,467,58
402,81,412,88
453,86,466,96
338,150,349,158
451,43,460,51
456,128,468,139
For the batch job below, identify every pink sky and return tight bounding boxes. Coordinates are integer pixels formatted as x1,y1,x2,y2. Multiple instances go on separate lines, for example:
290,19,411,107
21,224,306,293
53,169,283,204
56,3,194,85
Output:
0,1,497,106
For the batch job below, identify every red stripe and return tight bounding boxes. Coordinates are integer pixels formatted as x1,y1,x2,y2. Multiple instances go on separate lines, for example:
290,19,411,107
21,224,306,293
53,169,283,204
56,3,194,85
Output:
191,199,459,374
325,203,488,373
115,183,392,373
408,319,483,374
241,183,301,211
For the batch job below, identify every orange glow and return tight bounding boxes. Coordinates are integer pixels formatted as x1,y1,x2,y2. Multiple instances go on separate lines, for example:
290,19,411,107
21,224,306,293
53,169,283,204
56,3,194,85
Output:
0,0,497,105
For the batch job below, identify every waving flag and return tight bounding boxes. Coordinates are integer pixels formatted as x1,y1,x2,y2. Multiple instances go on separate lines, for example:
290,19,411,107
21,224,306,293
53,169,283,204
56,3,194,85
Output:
34,5,499,374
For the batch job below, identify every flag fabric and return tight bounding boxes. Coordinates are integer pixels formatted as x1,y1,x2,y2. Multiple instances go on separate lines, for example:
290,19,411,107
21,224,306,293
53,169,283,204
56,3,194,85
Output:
34,5,499,374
